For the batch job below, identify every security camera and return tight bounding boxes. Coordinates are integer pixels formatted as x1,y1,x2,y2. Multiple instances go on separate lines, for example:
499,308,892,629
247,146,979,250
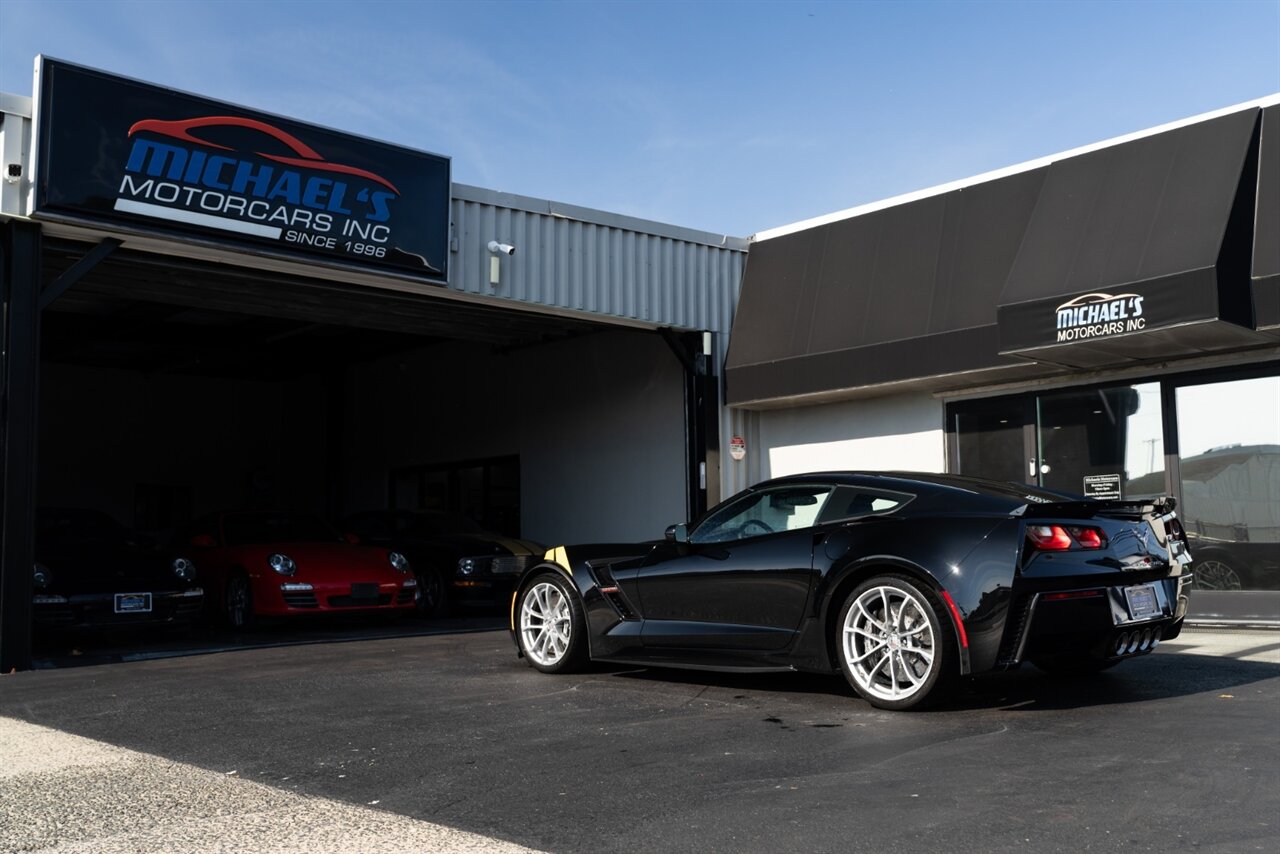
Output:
487,241,515,256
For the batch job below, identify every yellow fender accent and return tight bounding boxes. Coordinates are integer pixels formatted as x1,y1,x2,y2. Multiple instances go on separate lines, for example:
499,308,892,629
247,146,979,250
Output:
511,546,574,631
546,546,572,576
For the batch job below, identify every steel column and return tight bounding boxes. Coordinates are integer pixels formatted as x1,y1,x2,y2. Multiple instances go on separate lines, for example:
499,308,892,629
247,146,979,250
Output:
0,220,42,672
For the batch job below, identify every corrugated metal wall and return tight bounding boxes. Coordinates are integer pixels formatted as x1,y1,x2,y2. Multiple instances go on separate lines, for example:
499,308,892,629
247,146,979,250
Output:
449,183,745,335
450,183,751,504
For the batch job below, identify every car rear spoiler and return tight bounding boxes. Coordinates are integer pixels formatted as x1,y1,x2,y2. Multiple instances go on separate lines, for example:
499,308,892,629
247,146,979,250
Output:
1012,496,1177,520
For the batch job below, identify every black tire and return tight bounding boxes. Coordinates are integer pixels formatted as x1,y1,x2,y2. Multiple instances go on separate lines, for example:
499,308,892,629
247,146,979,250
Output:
515,572,588,674
415,567,450,618
224,571,254,630
1031,656,1120,675
835,574,958,711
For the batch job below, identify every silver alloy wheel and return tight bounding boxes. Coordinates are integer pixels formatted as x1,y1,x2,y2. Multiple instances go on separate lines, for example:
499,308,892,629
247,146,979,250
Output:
842,583,937,703
1193,559,1242,591
520,580,573,667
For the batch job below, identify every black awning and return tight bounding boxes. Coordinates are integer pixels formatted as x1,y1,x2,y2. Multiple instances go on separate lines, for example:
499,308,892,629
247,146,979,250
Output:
725,168,1051,406
996,107,1268,367
1254,105,1280,335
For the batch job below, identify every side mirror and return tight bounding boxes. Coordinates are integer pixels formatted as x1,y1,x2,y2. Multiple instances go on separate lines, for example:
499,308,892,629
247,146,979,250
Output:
343,532,361,545
665,523,690,544
190,534,216,549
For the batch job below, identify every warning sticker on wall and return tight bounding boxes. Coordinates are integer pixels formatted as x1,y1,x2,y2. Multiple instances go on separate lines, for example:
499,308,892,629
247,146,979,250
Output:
729,436,746,461
1083,474,1122,500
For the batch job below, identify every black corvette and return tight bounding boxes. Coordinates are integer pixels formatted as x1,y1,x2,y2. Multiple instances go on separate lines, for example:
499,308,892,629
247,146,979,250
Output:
510,472,1194,710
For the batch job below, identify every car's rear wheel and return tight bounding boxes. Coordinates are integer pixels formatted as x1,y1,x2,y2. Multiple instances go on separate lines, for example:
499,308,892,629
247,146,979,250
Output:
517,573,587,673
225,572,253,630
837,574,956,710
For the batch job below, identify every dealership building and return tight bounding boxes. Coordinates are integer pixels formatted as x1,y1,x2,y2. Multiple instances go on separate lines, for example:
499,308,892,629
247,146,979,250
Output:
1,58,1276,670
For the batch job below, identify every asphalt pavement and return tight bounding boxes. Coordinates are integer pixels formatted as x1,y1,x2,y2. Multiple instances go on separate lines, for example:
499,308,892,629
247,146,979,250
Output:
1,624,1277,853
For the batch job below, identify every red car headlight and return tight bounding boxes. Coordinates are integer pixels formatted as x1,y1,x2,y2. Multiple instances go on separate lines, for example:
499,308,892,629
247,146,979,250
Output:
268,553,297,576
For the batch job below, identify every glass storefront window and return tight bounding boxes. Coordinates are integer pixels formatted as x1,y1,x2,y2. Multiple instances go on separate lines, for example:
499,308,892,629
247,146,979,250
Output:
1175,376,1280,592
951,397,1028,485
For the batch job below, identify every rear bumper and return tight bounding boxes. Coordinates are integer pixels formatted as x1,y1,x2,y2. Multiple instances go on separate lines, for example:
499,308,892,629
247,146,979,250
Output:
1001,573,1192,667
33,589,205,630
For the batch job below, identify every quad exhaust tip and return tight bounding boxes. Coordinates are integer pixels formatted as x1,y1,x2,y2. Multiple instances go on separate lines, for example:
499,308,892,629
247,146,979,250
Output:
1115,629,1161,656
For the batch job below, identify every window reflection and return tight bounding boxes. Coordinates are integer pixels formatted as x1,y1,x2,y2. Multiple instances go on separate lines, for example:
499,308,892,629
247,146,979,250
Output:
1037,382,1164,499
1176,376,1280,591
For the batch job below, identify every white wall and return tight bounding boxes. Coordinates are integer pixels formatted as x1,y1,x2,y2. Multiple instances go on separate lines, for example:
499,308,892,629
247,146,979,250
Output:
754,392,945,480
343,330,687,545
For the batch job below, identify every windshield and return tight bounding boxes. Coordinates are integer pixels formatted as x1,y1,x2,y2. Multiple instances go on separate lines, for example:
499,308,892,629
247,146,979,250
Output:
401,513,487,537
36,508,133,549
222,513,340,546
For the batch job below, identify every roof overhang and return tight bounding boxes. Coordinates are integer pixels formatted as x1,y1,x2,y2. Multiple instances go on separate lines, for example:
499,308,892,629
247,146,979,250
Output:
727,98,1280,407
995,106,1270,368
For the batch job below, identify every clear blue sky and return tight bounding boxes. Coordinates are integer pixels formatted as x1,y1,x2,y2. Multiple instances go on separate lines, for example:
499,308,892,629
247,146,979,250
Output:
2,0,1277,237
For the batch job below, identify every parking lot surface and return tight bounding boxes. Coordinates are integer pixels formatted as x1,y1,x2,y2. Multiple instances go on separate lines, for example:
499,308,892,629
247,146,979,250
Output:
2,624,1278,853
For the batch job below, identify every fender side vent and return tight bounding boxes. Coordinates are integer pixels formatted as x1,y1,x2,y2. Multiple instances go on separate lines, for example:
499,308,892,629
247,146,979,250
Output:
588,561,639,620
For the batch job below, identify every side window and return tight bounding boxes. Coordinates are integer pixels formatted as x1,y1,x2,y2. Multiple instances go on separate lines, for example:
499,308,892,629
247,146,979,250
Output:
691,486,834,544
816,486,913,524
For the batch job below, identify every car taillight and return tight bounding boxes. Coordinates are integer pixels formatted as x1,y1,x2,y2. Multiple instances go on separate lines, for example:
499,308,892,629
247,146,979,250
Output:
1067,526,1105,549
1026,524,1107,551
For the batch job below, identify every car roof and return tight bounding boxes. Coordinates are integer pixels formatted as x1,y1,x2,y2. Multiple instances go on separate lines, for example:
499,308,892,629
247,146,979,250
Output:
757,471,1074,504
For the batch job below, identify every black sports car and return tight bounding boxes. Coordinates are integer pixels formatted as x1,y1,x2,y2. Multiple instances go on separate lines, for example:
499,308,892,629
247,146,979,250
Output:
509,472,1194,710
33,507,205,631
342,510,544,616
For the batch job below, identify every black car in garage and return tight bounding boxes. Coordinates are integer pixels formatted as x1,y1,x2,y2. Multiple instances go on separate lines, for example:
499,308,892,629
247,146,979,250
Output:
33,507,205,632
342,510,544,616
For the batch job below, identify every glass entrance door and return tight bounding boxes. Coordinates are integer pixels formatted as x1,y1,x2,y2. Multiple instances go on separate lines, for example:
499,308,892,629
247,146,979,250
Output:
1034,382,1165,499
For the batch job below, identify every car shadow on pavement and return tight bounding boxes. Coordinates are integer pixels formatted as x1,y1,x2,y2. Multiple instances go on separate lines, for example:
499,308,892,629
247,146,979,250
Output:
600,648,1280,713
951,651,1280,712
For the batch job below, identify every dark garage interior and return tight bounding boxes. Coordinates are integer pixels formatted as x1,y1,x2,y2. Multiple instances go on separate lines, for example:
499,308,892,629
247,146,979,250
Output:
26,237,691,661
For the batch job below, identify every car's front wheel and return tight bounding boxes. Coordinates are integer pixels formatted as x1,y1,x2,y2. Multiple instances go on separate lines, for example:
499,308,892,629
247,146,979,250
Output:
836,574,957,710
517,573,587,673
415,567,449,618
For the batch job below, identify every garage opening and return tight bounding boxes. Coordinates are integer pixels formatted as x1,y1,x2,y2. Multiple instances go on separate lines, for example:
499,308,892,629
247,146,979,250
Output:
29,238,693,662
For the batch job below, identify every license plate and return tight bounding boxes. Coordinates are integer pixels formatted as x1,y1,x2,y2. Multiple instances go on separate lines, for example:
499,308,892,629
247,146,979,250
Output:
114,592,152,614
350,583,379,600
1124,584,1159,620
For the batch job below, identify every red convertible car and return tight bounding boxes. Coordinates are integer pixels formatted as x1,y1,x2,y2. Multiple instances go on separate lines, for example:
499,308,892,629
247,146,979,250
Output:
183,511,417,627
